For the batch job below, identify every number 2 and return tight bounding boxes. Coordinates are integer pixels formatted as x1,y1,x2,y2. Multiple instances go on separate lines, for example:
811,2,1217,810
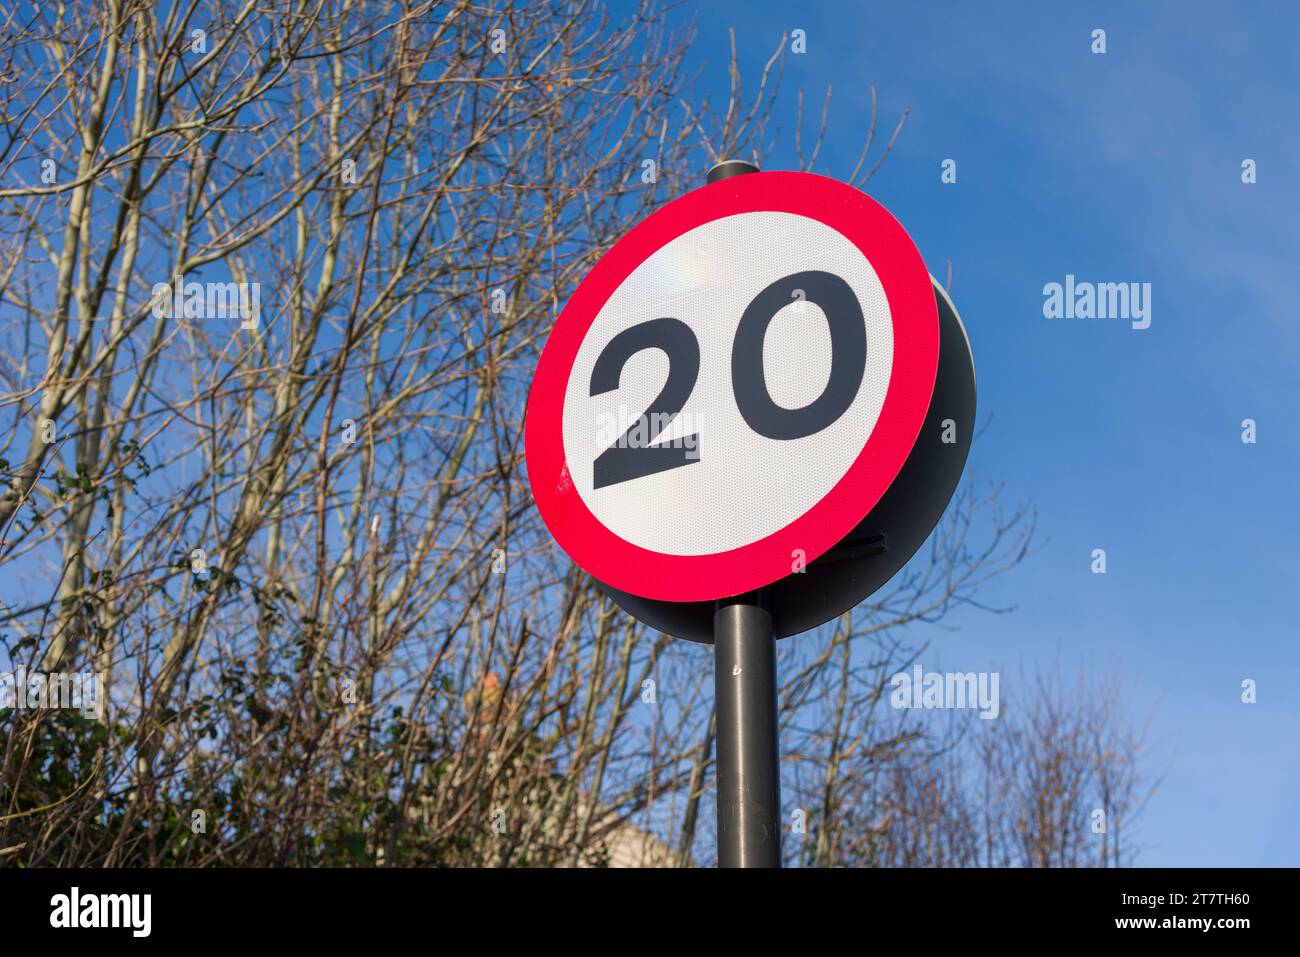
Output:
590,317,700,489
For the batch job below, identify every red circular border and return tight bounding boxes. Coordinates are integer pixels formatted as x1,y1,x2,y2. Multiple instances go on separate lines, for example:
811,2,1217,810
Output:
524,171,938,602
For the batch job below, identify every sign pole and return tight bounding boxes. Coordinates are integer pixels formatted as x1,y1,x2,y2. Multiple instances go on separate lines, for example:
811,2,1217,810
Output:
713,591,782,867
706,158,781,868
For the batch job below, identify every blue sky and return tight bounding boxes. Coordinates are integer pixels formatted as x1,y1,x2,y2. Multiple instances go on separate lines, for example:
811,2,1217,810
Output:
653,0,1300,865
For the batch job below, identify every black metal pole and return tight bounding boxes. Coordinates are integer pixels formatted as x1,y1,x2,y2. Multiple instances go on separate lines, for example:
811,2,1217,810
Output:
713,592,781,867
706,158,781,869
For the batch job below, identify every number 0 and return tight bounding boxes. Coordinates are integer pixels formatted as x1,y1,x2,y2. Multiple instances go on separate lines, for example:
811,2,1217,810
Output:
731,270,866,440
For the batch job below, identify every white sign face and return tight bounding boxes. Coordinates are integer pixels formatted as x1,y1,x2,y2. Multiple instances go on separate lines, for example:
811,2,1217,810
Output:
526,171,938,603
561,211,895,556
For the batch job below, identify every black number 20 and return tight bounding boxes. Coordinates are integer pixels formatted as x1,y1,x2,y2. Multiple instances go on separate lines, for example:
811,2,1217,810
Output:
590,270,865,489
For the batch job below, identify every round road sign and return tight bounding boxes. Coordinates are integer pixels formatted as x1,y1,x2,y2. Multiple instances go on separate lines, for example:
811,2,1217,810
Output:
525,170,940,604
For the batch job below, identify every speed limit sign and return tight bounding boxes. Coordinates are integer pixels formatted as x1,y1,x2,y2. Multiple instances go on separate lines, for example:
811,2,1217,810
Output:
526,164,974,867
525,170,971,625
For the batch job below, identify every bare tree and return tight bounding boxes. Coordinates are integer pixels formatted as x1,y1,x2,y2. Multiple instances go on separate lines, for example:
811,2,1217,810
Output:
802,665,1158,868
